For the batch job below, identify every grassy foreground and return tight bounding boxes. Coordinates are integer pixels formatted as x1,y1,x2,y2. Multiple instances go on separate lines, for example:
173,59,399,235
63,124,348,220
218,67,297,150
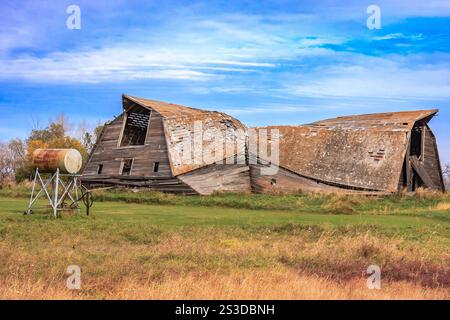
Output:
0,187,449,299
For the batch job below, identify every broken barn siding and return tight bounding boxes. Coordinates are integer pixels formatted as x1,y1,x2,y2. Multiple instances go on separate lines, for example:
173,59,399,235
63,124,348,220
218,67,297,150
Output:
249,162,346,194
179,163,251,195
83,114,124,177
83,109,171,179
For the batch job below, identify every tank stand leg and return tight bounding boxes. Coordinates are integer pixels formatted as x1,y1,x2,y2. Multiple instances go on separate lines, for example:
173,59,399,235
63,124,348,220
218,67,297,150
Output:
26,169,38,215
86,192,90,216
53,168,59,218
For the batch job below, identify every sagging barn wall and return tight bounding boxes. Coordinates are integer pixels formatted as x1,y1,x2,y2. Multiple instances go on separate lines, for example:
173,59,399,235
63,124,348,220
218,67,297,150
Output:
249,162,348,194
179,162,251,195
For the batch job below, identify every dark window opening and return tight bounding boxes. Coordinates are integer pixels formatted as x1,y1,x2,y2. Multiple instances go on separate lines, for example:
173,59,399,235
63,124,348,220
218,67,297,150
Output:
120,109,150,146
153,162,159,173
400,160,407,189
410,123,423,159
97,164,103,174
121,159,133,176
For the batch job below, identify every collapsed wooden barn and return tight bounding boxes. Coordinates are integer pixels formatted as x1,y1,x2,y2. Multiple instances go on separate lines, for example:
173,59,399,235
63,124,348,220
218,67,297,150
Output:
81,95,445,194
82,95,250,194
250,109,445,193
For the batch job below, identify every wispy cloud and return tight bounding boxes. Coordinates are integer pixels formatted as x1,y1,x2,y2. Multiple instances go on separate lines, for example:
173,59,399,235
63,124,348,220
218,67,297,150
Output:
282,54,450,101
372,33,424,41
0,46,276,82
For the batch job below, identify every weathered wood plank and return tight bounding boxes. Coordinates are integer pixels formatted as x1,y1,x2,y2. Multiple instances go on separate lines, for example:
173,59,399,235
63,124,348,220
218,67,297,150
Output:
82,107,172,184
422,126,445,190
179,163,251,195
410,155,437,189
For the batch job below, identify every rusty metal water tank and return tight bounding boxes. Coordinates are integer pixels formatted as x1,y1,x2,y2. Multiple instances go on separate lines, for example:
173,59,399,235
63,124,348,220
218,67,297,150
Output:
32,149,83,174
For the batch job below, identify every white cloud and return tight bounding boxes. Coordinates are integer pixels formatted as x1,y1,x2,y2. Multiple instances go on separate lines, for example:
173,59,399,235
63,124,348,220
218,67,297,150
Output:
0,4,347,83
0,20,337,83
283,54,450,101
372,33,424,41
0,46,272,83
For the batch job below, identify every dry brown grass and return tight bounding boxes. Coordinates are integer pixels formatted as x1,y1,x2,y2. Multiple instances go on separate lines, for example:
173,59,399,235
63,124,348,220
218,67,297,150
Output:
435,202,450,211
1,193,449,300
1,270,448,300
321,197,357,214
0,229,449,299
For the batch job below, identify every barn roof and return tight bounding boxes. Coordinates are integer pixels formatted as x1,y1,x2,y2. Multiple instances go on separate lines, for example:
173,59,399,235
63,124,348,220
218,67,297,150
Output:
122,94,247,176
310,109,438,131
123,94,209,119
254,109,439,192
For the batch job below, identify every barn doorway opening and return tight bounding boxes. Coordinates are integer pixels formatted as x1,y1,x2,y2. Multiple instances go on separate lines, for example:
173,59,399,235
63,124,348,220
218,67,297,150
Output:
409,121,427,191
120,108,150,146
410,122,423,160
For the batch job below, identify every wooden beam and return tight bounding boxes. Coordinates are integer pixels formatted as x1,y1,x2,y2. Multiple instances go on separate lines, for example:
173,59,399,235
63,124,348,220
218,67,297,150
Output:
406,133,413,192
426,124,446,192
421,124,426,162
410,155,437,189
117,112,128,148
144,110,152,145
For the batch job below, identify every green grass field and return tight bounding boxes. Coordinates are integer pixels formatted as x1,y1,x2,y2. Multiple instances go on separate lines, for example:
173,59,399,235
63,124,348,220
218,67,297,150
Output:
1,196,449,235
0,188,449,299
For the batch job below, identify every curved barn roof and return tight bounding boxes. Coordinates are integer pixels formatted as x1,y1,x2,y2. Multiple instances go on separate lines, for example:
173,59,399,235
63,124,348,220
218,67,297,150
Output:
255,109,439,192
310,109,438,131
123,94,247,176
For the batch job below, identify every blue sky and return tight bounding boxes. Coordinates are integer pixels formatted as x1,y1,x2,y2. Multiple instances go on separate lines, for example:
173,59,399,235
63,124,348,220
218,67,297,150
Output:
0,0,449,162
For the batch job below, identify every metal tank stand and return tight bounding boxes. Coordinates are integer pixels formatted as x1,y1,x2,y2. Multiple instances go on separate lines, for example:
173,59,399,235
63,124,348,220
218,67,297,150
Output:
26,168,91,217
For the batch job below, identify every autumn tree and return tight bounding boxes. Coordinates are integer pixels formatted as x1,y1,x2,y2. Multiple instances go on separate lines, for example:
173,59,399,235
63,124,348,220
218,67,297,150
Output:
14,115,88,182
0,113,104,184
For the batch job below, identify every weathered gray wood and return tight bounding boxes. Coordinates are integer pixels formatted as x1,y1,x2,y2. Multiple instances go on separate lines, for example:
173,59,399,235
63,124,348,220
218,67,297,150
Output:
82,176,197,194
83,109,172,179
422,125,445,190
410,155,437,189
406,133,413,192
83,97,444,195
248,152,384,194
179,162,251,195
